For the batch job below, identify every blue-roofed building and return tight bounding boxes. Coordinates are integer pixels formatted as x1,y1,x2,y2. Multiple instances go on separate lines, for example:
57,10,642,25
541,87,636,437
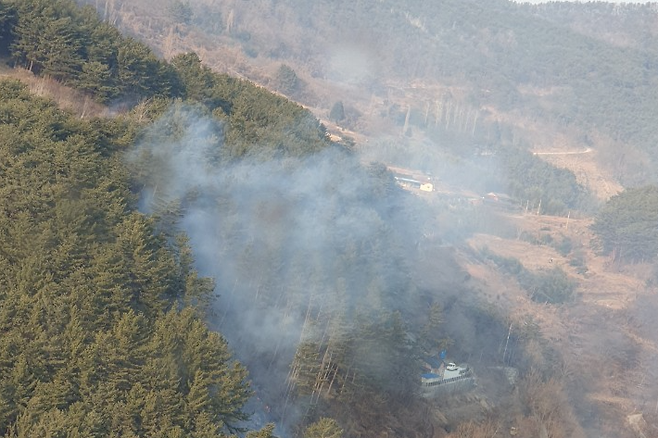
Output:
421,373,443,386
423,356,442,372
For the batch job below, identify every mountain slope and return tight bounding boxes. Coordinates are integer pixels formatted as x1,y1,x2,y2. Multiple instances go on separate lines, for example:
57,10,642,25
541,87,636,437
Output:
94,0,658,194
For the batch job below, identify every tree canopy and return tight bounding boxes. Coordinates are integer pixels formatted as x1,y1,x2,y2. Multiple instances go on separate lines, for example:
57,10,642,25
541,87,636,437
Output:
591,186,658,263
1,0,177,101
0,79,256,437
0,0,603,435
0,1,341,434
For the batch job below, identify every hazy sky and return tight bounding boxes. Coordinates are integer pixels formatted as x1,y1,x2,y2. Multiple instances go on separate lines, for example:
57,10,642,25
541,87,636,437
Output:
518,0,653,3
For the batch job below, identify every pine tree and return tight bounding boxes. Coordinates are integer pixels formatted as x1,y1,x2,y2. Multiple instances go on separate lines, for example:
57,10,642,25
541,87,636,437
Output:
289,341,321,396
0,355,37,434
329,101,345,123
78,60,115,100
246,423,278,438
190,411,222,438
186,370,212,418
274,64,299,95
0,2,16,52
304,418,343,438
168,1,193,25
116,37,161,96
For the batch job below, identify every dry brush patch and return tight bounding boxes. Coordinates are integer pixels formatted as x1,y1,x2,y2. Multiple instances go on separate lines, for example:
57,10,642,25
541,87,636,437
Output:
1,66,109,118
461,210,654,437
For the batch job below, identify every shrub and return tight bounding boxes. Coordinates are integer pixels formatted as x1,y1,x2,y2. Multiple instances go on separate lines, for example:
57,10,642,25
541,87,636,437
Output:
520,267,576,304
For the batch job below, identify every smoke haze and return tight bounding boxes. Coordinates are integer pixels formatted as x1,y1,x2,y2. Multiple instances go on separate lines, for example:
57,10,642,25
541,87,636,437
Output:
128,103,446,430
109,1,658,435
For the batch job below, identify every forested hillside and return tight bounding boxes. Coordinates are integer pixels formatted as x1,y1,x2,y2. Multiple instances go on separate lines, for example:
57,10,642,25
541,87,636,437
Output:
0,0,332,157
3,0,656,437
0,0,176,101
85,0,658,200
0,78,257,436
0,1,460,436
0,1,532,436
0,0,336,436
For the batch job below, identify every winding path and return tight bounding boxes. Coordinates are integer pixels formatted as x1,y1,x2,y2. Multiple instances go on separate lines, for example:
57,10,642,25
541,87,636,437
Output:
533,147,593,156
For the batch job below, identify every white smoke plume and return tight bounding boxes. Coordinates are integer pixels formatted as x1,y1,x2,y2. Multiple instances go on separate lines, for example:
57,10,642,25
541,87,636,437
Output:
127,103,430,431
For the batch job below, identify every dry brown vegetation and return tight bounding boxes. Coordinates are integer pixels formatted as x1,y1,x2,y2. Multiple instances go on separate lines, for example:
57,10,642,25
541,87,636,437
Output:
0,63,109,118
457,207,657,437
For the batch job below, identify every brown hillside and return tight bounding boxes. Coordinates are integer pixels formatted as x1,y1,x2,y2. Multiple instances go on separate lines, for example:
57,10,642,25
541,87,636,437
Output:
0,62,108,118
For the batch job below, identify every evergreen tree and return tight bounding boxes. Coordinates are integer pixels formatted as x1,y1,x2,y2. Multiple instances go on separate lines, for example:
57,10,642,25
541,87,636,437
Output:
168,0,193,25
171,52,217,103
78,60,115,100
8,0,83,78
304,418,343,438
329,101,345,123
591,185,658,263
274,64,299,95
0,81,254,436
0,2,16,53
246,423,278,438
